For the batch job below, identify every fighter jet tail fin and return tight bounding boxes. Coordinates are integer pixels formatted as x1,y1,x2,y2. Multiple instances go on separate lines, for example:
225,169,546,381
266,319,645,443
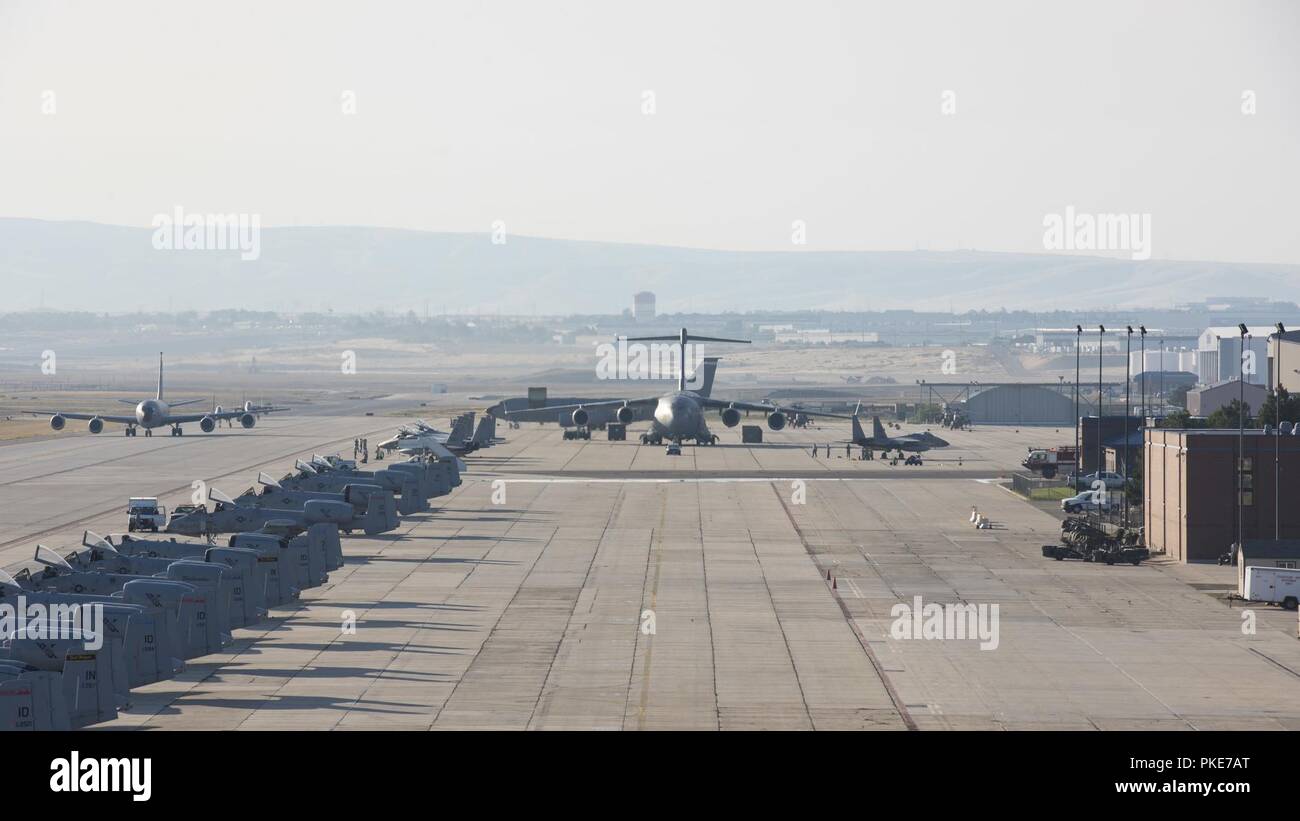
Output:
872,415,887,440
852,414,866,442
447,413,474,447
471,414,495,446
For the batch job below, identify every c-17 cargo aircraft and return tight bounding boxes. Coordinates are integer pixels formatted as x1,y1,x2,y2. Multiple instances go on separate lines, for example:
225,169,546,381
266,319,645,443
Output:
30,353,288,437
502,328,852,450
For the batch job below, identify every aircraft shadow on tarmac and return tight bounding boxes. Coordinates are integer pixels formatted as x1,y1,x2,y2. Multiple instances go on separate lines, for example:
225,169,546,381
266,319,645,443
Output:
232,639,468,656
138,693,439,717
323,600,483,612
354,555,522,566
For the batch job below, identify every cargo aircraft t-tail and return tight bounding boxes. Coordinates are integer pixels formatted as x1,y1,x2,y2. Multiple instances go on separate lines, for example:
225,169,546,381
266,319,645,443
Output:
503,328,854,447
30,353,288,437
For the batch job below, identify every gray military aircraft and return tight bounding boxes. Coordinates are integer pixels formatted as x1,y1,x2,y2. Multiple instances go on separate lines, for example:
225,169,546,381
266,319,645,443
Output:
849,411,950,454
31,353,288,436
376,412,489,457
488,357,720,439
502,329,851,449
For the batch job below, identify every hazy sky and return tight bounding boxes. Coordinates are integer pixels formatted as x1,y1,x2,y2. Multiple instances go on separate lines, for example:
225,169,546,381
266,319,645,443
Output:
2,0,1298,263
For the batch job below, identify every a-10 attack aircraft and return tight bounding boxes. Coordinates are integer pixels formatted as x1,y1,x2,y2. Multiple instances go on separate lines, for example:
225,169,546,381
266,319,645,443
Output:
30,353,288,437
502,328,853,448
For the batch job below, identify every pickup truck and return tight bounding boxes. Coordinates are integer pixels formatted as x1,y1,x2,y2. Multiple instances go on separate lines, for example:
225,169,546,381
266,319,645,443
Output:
126,497,168,532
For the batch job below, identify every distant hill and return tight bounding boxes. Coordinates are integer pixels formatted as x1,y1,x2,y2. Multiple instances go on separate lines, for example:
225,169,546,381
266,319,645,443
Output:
2,218,1295,315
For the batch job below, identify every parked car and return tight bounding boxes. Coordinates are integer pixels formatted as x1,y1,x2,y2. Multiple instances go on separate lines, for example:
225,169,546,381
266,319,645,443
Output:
1070,471,1126,490
1061,490,1120,514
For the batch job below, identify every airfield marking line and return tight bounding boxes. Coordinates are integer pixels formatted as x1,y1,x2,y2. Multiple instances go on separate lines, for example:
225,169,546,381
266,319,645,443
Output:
697,481,722,730
324,503,478,728
220,510,435,730
634,492,669,730
620,526,656,729
525,482,624,729
814,479,961,727
0,421,397,556
770,483,918,731
425,520,560,729
465,476,997,484
743,525,814,728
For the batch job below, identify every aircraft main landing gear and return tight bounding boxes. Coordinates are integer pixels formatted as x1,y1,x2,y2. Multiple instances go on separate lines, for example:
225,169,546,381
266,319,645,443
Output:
171,426,184,436
144,428,152,437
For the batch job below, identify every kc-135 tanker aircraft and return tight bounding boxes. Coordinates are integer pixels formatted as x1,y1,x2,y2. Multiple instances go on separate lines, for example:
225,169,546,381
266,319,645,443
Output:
29,353,288,436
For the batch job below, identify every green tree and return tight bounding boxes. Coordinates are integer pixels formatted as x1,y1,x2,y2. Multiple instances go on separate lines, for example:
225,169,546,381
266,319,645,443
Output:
1168,383,1191,410
1206,399,1251,429
1160,409,1197,428
1258,387,1300,428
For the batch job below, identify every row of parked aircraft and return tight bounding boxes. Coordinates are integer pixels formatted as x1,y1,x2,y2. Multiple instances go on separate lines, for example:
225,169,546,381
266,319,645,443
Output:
0,450,462,729
487,328,949,454
30,353,288,437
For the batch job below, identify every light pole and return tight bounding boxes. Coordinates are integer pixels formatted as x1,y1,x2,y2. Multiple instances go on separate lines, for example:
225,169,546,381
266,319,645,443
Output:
1139,326,1147,420
1075,325,1082,483
1159,337,1165,415
1125,325,1133,523
1238,323,1247,556
1097,325,1105,523
1275,323,1287,540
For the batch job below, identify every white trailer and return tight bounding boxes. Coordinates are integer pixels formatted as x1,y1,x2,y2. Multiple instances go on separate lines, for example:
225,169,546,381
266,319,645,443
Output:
1243,565,1300,610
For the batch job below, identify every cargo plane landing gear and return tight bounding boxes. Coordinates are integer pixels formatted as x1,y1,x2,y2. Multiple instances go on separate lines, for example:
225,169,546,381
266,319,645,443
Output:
170,425,184,436
124,426,137,437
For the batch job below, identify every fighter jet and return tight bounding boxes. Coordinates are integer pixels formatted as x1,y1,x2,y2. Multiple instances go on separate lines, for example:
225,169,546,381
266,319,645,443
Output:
30,353,288,437
377,413,486,457
849,412,950,453
502,329,852,449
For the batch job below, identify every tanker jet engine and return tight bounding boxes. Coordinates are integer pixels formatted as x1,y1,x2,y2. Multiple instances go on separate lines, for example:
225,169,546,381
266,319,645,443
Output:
502,328,852,449
30,353,288,437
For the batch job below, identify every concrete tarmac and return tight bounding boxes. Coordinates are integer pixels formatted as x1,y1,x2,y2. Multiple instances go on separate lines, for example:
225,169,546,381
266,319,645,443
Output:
3,418,1297,730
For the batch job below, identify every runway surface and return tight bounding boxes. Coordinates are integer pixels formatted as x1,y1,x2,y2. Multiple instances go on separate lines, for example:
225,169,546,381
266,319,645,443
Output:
3,418,1298,730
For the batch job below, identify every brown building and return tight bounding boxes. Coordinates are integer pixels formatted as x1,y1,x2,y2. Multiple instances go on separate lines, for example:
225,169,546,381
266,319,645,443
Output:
1270,330,1300,393
1186,378,1268,418
1077,415,1141,475
1145,428,1300,562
